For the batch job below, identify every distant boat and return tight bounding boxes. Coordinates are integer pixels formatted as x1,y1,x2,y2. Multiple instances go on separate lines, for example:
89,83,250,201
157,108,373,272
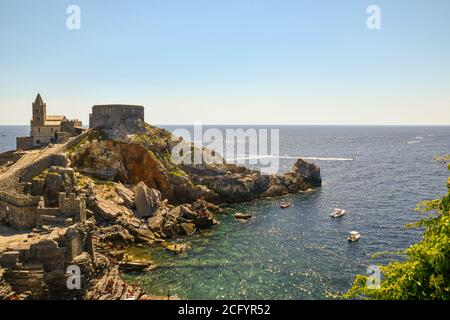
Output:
280,203,291,209
330,208,346,218
347,231,361,242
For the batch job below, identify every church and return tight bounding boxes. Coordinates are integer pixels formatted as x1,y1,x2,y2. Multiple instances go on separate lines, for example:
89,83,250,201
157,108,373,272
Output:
16,94,84,150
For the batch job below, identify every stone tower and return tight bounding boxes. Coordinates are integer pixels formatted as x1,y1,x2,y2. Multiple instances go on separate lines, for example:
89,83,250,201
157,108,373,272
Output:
32,93,46,126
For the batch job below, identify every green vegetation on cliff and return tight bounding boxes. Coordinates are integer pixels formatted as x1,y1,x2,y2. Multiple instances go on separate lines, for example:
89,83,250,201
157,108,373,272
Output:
345,161,450,299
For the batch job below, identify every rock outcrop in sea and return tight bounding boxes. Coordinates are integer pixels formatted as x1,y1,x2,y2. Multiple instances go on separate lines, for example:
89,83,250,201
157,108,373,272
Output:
0,119,321,300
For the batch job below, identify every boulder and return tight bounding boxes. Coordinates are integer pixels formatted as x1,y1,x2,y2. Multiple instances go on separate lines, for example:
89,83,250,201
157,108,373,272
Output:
147,207,168,233
163,242,191,254
161,207,184,238
180,222,196,235
134,182,161,218
84,266,143,300
292,159,322,187
194,209,218,229
192,198,222,213
117,216,156,244
118,260,153,273
234,213,252,220
190,200,218,228
92,197,133,221
115,183,135,209
97,225,134,249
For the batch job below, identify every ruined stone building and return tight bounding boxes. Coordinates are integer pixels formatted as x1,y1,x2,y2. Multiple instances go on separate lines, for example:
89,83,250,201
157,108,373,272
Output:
16,94,84,150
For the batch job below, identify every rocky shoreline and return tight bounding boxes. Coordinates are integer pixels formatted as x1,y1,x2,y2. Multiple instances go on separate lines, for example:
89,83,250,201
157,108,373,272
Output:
0,120,321,300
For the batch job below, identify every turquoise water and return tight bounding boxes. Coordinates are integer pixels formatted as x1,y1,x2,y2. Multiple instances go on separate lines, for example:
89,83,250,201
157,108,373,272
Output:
2,125,449,299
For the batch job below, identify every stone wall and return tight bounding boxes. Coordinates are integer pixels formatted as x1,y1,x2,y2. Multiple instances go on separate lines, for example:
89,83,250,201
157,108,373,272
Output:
19,154,68,183
30,125,60,145
55,131,73,144
60,119,83,134
16,137,34,151
0,190,86,229
62,129,91,151
89,104,145,129
58,192,87,222
0,191,42,229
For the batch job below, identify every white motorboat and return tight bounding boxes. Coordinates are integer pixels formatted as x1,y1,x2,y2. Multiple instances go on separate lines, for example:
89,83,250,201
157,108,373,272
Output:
330,208,346,218
347,231,361,242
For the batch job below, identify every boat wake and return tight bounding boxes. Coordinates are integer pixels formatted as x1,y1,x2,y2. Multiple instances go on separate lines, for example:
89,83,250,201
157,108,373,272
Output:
226,155,354,161
407,136,425,144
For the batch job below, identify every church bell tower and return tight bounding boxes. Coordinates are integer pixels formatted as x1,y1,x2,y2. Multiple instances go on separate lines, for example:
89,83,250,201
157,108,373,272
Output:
32,93,46,126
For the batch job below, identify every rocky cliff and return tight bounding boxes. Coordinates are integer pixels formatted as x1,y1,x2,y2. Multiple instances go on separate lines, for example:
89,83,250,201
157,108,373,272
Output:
69,121,321,204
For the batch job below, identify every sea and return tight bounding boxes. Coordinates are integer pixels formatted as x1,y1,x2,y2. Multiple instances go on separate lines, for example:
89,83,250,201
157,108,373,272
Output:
1,125,449,299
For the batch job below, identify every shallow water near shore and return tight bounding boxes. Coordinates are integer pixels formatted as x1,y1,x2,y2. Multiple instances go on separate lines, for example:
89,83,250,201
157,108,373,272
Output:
1,125,449,299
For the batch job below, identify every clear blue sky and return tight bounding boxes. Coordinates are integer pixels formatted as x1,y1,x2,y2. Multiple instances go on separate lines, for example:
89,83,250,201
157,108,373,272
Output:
1,0,449,125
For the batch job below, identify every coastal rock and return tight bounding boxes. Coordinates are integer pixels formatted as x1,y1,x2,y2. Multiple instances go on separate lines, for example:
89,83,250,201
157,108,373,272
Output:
96,225,134,249
234,213,252,220
84,266,143,300
191,199,219,228
134,182,161,218
180,222,196,235
140,294,181,301
290,159,322,187
0,268,16,300
91,196,133,221
4,264,47,299
146,200,217,238
147,206,169,234
118,260,153,273
116,216,156,244
161,207,184,238
115,183,135,209
69,129,321,205
163,242,191,255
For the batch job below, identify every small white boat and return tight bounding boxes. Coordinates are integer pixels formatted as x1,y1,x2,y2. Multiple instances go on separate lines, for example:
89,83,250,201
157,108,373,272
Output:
330,208,346,218
348,231,361,242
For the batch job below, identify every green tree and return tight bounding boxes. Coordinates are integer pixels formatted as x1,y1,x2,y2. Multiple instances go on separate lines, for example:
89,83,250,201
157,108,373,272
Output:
345,162,450,299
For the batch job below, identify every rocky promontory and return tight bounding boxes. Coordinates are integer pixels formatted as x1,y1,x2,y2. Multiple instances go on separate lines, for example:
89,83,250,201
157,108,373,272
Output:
0,119,321,300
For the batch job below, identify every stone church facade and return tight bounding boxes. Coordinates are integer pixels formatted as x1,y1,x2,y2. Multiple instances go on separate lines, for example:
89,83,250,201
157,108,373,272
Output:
16,94,84,150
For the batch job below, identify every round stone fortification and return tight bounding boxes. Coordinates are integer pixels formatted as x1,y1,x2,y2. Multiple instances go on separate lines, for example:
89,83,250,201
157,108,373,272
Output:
89,104,145,129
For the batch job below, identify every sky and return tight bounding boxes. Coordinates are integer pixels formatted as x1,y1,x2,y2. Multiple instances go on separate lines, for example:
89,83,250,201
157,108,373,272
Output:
0,0,449,125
